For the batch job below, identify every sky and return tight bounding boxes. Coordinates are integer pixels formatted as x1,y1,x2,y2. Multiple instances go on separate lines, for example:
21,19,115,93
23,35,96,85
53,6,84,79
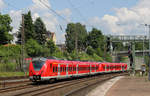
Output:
0,0,149,44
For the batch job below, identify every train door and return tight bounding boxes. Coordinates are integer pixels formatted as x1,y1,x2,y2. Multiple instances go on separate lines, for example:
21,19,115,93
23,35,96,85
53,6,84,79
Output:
68,63,73,76
106,63,109,72
87,63,90,74
101,63,105,72
60,64,66,76
72,64,76,75
76,63,78,75
112,63,115,72
52,63,58,76
96,63,99,72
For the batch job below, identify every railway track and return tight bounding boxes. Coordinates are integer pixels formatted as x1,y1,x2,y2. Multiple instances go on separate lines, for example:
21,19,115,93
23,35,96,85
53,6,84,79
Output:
1,72,127,96
0,78,29,88
0,83,33,93
13,76,97,96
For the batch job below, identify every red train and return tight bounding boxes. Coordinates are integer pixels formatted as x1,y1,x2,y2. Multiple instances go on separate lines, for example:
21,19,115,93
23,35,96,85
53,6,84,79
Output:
29,57,127,82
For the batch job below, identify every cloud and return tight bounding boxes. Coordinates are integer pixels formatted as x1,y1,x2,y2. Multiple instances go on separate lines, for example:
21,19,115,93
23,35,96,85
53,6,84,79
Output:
0,0,5,11
88,0,149,35
57,8,72,22
9,10,22,43
31,0,51,12
32,13,40,21
7,0,70,43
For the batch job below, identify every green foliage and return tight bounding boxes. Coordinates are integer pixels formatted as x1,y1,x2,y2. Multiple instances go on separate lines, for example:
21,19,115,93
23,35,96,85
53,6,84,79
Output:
0,14,13,45
69,50,79,60
0,45,22,72
0,72,27,77
46,39,56,54
105,53,112,62
112,42,124,51
135,42,143,50
92,53,103,62
25,39,42,57
34,17,47,45
78,52,91,61
0,45,21,57
16,11,35,44
65,23,87,52
87,28,104,50
144,56,149,67
95,48,104,57
24,11,36,42
118,56,128,62
86,46,95,55
52,47,64,58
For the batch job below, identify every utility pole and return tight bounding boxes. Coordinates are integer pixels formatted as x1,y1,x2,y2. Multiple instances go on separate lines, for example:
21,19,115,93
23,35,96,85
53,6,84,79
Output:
132,43,135,75
21,14,25,71
75,24,78,52
144,24,150,81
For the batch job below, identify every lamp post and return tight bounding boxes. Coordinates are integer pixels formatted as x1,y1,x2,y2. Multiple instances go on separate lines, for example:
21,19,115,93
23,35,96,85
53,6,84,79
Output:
144,24,150,81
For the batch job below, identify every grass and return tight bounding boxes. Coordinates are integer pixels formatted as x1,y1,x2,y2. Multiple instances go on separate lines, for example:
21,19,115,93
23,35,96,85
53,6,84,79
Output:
0,72,28,77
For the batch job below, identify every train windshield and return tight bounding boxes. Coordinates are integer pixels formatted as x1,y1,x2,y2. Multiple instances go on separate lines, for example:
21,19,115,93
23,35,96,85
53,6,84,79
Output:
32,60,45,71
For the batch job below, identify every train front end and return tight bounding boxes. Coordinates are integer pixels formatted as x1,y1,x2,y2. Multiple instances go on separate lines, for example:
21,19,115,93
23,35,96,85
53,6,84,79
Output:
29,58,47,82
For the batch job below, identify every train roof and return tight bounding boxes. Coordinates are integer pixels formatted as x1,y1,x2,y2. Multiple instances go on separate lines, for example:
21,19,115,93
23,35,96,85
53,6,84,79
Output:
31,57,127,65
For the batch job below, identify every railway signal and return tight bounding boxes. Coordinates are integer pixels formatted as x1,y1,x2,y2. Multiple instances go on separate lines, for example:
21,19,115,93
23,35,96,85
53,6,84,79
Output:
128,45,133,68
106,37,111,52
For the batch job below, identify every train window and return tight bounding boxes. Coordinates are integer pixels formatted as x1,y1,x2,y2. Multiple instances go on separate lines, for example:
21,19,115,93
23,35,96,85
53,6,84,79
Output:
65,67,66,72
63,67,65,72
53,67,54,72
32,60,45,71
68,67,70,72
56,66,58,72
50,64,52,68
54,66,56,72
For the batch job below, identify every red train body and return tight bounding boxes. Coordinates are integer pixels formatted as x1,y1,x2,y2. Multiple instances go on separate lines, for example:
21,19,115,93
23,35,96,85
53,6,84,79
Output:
29,57,127,82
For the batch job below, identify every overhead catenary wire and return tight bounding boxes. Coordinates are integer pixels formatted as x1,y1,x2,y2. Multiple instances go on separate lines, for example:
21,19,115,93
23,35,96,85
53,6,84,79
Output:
67,0,94,28
67,0,87,22
3,0,19,10
39,0,69,23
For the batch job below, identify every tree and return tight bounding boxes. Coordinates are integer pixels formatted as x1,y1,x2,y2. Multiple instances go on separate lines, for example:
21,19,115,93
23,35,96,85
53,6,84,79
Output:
16,11,35,44
0,14,13,45
65,23,87,52
16,26,22,44
34,17,47,45
112,42,124,51
25,39,42,57
135,42,143,50
87,28,104,50
46,39,56,54
86,46,95,55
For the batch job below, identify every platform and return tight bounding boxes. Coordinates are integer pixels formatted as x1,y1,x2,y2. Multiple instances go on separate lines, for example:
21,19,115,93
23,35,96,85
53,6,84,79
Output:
106,76,150,96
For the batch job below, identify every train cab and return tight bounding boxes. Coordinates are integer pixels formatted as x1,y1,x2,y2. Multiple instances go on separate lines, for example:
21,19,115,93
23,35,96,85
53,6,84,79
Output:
29,58,47,81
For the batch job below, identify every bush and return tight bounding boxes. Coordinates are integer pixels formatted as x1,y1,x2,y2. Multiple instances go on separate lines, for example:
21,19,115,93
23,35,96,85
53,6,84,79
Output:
105,53,112,62
25,39,43,57
86,46,95,55
91,53,103,62
78,52,92,61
